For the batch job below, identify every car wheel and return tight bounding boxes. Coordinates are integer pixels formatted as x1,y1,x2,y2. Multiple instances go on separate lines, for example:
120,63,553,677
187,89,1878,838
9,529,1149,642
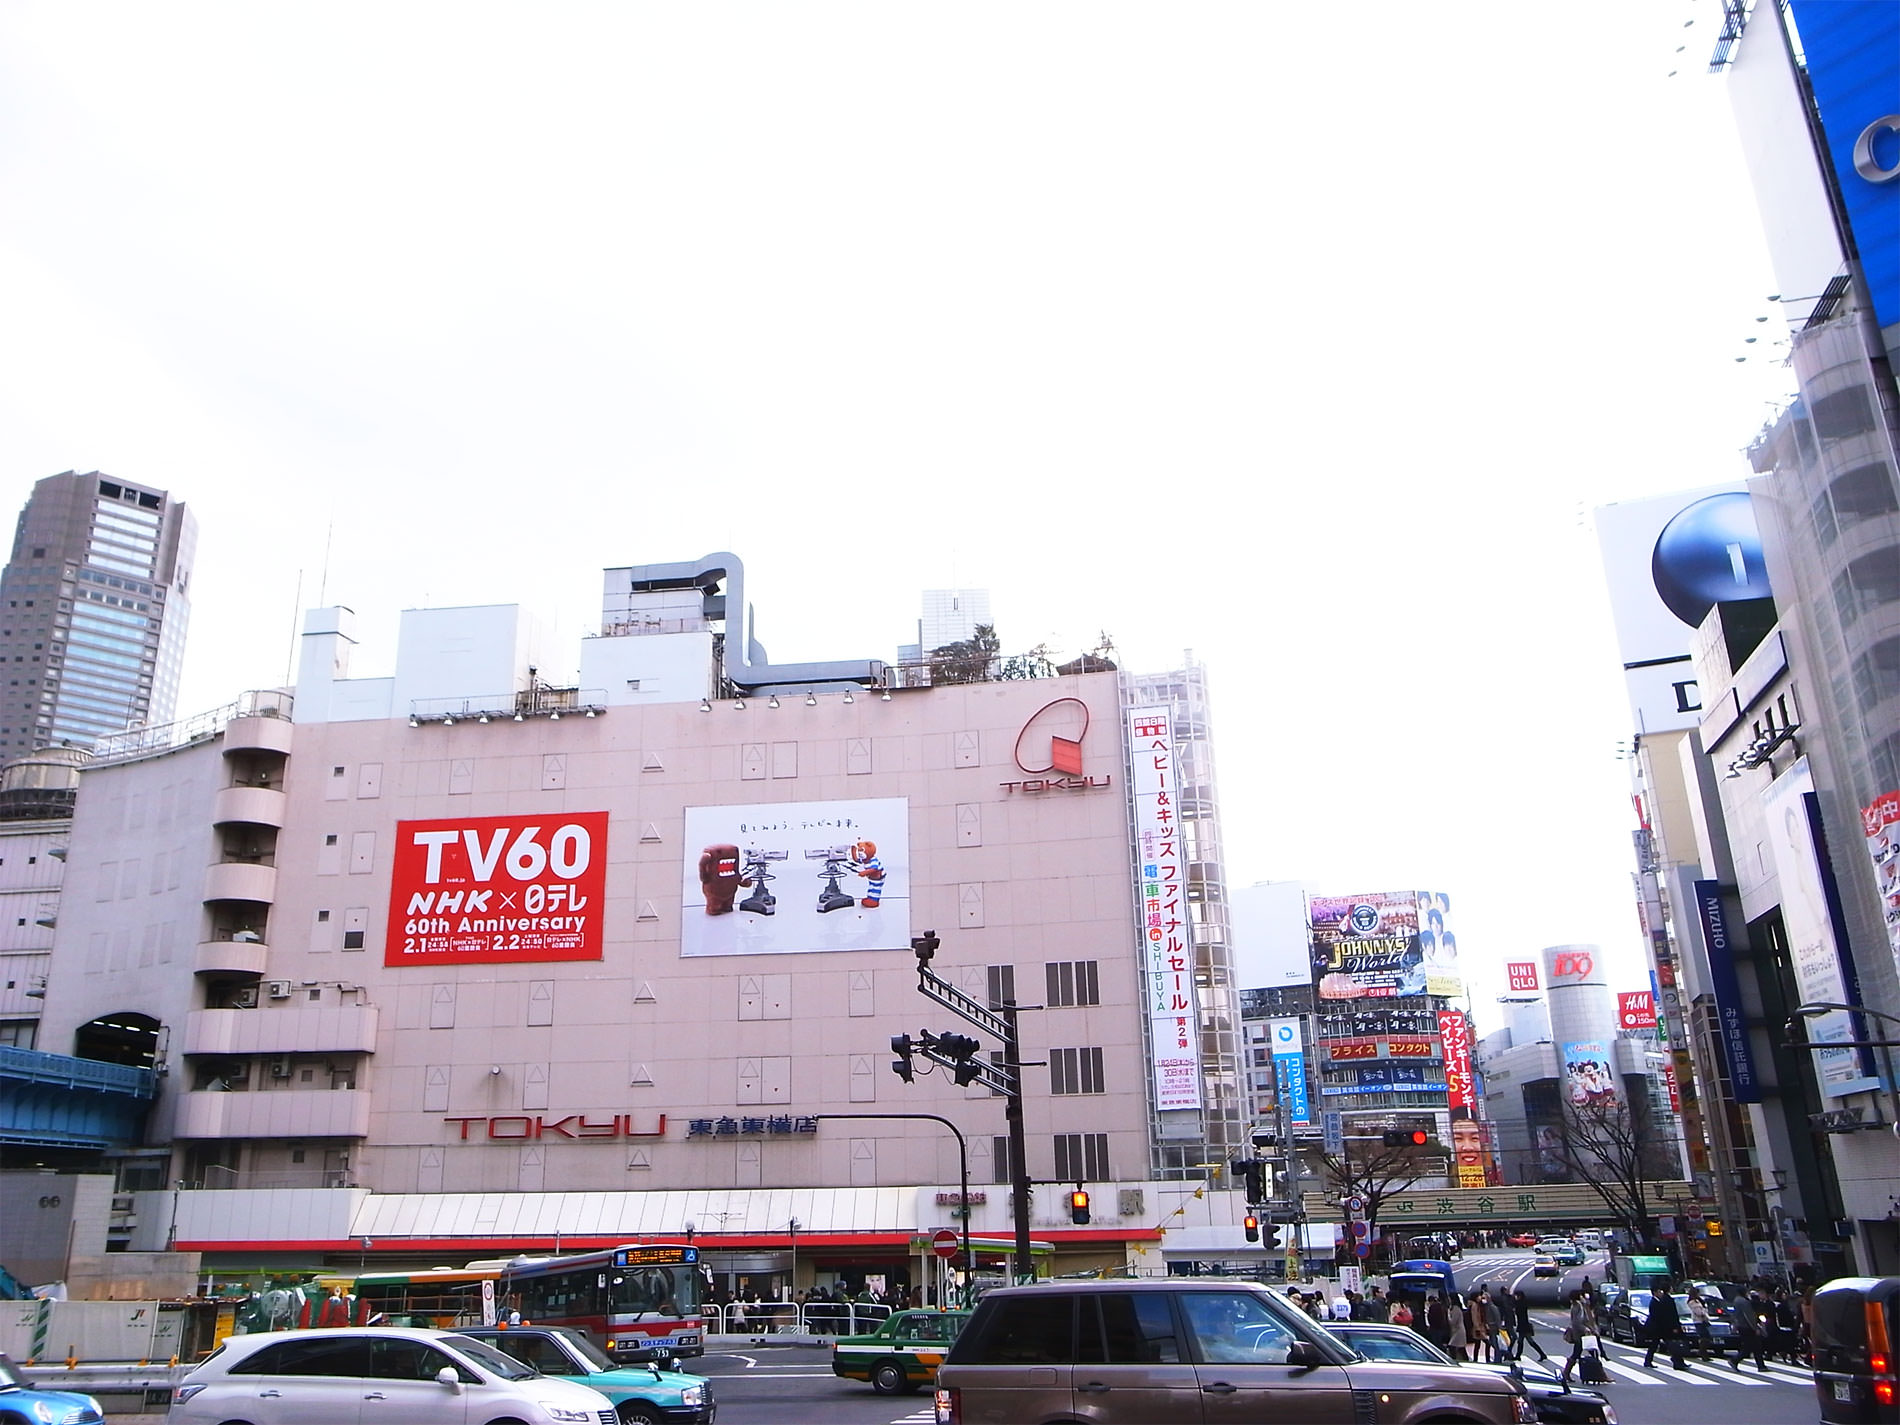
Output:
618,1404,663,1425
871,1360,907,1394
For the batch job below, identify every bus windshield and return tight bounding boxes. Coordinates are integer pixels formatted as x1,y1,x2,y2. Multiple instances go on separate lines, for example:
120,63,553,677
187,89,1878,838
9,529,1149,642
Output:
610,1263,703,1317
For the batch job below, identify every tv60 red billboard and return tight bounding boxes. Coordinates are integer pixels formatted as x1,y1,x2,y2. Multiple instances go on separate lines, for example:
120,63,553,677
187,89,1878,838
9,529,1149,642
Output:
385,812,608,966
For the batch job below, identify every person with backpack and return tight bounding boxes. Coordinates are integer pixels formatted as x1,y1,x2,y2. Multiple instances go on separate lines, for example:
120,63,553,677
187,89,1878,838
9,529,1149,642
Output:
1390,1296,1417,1332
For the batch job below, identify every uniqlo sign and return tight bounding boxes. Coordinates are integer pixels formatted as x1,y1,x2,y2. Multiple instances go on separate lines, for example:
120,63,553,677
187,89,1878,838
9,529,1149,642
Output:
1506,961,1539,992
386,812,609,966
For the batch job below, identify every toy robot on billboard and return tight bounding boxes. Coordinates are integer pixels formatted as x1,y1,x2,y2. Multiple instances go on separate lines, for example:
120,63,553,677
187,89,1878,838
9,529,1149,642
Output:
808,845,857,914
739,847,785,916
698,844,744,915
849,839,885,908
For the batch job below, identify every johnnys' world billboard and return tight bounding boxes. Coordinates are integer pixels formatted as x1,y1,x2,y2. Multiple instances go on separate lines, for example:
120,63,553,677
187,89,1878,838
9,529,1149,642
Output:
387,812,609,966
1308,890,1460,1000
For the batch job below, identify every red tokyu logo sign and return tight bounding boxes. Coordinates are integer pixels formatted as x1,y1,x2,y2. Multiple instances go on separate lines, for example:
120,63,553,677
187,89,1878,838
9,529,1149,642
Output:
1003,697,1112,793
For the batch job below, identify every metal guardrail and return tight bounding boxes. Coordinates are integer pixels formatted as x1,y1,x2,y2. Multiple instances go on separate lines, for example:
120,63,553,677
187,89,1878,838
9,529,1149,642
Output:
702,1300,894,1336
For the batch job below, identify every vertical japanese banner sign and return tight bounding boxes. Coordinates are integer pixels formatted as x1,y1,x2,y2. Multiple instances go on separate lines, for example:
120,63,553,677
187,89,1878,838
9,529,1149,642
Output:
1860,788,1900,988
1128,705,1203,1111
1691,879,1762,1104
1269,1018,1311,1126
1761,761,1878,1097
1438,1010,1474,1113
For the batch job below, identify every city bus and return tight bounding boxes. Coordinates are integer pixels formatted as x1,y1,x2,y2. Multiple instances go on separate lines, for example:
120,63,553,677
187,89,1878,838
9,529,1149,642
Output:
500,1244,706,1361
352,1266,502,1329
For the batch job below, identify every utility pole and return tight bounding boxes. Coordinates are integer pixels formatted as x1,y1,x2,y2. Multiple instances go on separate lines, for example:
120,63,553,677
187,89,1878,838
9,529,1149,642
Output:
897,930,1038,1284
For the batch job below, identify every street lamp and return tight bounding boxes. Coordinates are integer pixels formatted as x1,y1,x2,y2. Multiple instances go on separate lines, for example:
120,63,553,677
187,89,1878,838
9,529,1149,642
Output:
1794,1001,1900,1130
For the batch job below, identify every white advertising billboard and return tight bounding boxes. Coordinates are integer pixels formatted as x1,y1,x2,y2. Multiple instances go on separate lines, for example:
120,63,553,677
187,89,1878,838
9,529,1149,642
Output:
1129,704,1204,1111
1594,483,1769,733
680,797,910,956
1761,762,1879,1097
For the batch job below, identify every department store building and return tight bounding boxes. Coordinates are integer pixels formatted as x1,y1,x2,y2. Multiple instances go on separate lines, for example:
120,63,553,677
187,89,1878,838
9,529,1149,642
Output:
19,554,1254,1288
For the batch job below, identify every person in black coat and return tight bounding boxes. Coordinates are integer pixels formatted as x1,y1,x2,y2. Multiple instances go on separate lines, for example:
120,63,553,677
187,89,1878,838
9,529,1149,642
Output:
1511,1288,1549,1361
1641,1285,1687,1370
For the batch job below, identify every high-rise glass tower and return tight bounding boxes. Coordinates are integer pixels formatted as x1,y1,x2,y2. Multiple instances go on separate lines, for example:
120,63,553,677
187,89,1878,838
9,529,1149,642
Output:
0,471,196,752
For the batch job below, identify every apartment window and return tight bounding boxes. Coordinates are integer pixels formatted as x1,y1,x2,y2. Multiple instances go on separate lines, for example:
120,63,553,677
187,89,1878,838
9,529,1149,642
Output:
986,964,1016,1010
342,930,365,949
0,1021,36,1049
1054,1132,1109,1182
1050,1046,1105,1095
991,1135,1015,1186
1046,960,1100,1007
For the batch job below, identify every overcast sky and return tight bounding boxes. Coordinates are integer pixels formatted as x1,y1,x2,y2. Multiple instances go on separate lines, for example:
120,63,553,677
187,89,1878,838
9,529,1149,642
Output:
0,3,1799,1032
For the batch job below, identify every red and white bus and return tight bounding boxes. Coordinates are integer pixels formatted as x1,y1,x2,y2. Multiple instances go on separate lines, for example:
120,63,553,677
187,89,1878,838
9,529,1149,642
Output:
501,1244,706,1361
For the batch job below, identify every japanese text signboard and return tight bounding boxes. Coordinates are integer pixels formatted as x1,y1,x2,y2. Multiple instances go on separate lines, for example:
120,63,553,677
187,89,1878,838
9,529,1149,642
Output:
387,812,608,966
1309,890,1460,999
1270,1017,1311,1126
1128,705,1202,1111
1860,788,1900,988
1439,1010,1474,1113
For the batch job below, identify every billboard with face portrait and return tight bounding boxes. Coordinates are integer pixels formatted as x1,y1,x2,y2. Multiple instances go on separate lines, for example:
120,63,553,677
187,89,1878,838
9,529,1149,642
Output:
1310,890,1459,999
680,797,910,956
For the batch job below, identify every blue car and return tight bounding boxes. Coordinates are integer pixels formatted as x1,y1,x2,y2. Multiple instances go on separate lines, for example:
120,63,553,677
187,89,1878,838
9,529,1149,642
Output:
455,1325,715,1423
0,1354,103,1425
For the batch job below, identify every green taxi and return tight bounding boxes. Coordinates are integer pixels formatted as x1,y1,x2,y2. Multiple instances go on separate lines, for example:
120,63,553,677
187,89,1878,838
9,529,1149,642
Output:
829,1308,972,1394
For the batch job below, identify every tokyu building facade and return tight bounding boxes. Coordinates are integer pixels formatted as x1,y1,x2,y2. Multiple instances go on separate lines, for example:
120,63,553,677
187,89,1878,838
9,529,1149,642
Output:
26,554,1252,1284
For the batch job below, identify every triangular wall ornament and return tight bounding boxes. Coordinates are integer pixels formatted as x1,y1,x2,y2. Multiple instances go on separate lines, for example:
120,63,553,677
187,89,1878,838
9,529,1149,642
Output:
640,823,663,842
630,1063,654,1085
634,981,658,1002
638,900,659,920
643,752,664,772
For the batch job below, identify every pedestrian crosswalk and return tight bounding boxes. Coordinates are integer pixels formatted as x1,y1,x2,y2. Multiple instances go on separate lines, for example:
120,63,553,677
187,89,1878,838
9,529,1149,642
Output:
1545,1340,1812,1388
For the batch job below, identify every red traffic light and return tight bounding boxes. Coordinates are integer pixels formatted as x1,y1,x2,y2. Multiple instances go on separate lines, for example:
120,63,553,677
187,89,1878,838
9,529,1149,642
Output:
1382,1127,1431,1148
1243,1214,1259,1243
1069,1190,1091,1225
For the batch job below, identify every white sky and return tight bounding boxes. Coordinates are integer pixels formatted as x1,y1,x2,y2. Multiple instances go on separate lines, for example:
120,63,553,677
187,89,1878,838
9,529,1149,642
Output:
0,3,1800,1035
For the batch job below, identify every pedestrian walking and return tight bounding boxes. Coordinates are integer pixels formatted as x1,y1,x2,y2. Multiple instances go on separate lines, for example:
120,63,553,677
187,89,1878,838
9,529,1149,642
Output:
1641,1284,1686,1371
1511,1288,1549,1362
1447,1291,1470,1361
1685,1286,1714,1358
1424,1292,1450,1348
1561,1286,1605,1387
1731,1288,1769,1371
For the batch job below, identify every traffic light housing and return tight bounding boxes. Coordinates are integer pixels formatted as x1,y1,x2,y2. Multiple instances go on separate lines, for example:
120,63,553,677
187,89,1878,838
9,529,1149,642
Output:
1243,1214,1259,1243
1262,1221,1283,1250
1069,1190,1091,1226
890,1034,916,1083
1382,1128,1431,1148
932,1031,984,1086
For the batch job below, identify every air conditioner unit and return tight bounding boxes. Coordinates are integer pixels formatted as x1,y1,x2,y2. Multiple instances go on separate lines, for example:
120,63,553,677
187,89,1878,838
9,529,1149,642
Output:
229,988,258,1009
270,1059,292,1078
266,980,292,999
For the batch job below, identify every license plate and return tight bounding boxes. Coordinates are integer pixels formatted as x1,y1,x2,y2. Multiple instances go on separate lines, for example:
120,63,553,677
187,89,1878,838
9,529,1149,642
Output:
1834,1381,1853,1401
678,1334,699,1346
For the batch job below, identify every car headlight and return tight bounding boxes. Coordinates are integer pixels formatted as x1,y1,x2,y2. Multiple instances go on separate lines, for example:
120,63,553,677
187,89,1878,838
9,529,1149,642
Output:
680,1385,707,1406
1599,1406,1617,1424
36,1404,106,1425
541,1408,597,1423
1512,1394,1539,1423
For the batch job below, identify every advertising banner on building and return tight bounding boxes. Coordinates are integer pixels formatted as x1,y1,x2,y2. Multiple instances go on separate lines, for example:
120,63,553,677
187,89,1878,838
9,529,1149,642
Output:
1310,890,1459,999
1269,1017,1311,1127
1129,705,1203,1111
1439,1009,1474,1113
1616,990,1658,1031
680,798,910,956
1321,1064,1443,1093
1860,789,1900,986
1594,484,1768,734
1506,960,1540,992
1559,1041,1618,1110
1761,762,1879,1097
387,811,609,966
1451,1116,1487,1189
1789,0,1900,334
1693,879,1761,1102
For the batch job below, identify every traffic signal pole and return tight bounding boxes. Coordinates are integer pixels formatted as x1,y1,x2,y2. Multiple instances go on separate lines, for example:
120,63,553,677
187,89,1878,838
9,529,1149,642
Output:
900,931,1038,1285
